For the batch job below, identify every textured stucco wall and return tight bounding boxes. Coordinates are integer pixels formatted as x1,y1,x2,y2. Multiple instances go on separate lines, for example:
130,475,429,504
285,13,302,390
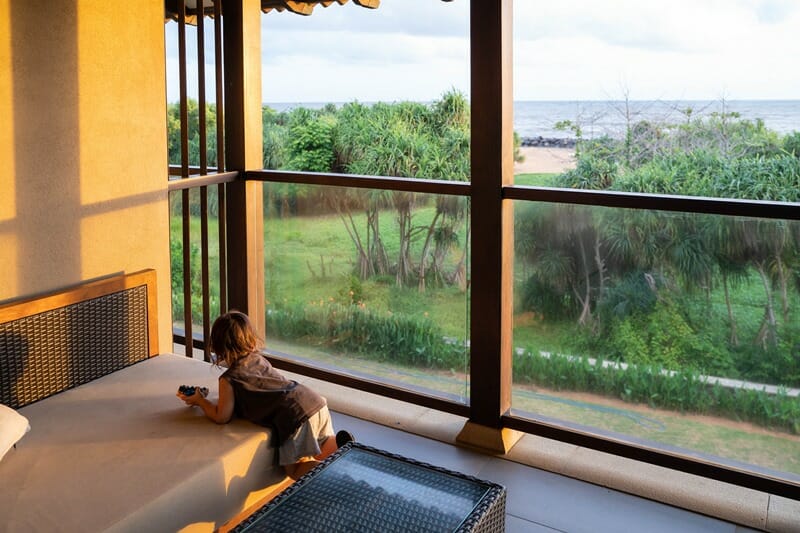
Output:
0,0,172,352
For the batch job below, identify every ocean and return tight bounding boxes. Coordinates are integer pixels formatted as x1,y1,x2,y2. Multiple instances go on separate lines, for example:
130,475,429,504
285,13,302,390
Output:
267,100,800,140
513,100,800,140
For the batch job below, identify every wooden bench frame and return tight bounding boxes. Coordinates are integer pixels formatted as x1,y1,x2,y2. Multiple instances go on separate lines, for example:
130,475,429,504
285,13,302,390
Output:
0,269,158,355
0,270,159,409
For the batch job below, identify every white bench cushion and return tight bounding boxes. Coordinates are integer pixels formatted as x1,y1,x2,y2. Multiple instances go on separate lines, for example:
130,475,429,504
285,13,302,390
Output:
0,354,283,533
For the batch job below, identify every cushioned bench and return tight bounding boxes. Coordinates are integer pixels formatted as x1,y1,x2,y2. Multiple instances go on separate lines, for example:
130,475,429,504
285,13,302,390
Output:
0,271,285,532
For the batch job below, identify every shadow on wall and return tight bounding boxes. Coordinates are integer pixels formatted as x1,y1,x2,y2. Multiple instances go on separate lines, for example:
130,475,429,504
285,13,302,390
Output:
11,1,81,297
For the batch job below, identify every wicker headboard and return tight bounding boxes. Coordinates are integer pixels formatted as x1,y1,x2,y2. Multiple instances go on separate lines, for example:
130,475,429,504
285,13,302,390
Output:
0,270,158,409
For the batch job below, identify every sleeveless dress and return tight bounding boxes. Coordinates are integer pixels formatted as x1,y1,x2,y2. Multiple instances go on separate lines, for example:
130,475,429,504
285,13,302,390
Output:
222,351,333,465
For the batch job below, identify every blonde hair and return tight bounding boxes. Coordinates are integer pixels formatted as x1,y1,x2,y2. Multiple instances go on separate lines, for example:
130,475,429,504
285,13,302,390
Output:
210,311,261,366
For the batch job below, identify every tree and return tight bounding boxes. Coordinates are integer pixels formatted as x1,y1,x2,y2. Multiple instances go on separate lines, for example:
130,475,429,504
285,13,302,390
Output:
515,203,603,329
332,92,470,289
524,103,800,378
167,99,218,170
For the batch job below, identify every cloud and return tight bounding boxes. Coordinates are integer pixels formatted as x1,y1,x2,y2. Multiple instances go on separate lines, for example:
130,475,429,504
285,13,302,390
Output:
511,0,800,100
264,29,465,66
166,0,800,103
513,1,751,54
754,0,799,24
261,0,469,102
513,2,682,52
263,33,468,102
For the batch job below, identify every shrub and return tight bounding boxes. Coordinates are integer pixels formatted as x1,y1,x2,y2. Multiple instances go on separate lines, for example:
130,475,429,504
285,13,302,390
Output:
604,300,724,372
519,274,577,321
266,300,464,369
558,151,618,189
597,271,660,320
732,321,800,387
286,113,336,173
715,154,800,202
513,350,800,434
783,131,800,157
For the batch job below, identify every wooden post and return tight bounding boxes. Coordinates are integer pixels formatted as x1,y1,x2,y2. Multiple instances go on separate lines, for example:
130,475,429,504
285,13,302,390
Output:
223,0,265,338
457,0,522,454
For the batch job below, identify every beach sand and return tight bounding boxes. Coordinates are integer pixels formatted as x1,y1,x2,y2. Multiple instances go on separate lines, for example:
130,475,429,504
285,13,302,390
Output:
515,146,576,174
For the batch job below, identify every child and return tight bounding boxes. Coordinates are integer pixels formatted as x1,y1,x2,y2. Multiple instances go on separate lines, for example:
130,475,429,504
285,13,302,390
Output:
177,310,353,479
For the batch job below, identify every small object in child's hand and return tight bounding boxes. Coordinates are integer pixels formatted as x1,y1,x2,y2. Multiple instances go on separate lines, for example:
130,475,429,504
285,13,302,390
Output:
178,385,208,397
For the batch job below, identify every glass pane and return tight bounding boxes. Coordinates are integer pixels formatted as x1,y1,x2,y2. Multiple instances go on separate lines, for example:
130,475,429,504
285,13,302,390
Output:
260,1,470,180
263,183,470,402
512,201,800,482
245,446,495,531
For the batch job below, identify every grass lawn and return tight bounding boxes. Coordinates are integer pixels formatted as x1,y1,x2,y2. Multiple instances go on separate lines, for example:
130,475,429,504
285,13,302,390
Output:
511,382,800,476
267,336,800,477
514,173,559,186
263,192,470,336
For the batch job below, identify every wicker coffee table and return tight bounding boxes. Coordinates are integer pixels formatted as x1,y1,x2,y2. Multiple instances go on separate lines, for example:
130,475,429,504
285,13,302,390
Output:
229,442,506,532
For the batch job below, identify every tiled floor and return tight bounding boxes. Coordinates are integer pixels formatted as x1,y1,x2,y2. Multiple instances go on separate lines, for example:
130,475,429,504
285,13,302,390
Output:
330,411,761,533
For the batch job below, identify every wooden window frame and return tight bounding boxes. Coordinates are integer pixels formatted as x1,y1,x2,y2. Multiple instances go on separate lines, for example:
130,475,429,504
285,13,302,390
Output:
168,0,800,501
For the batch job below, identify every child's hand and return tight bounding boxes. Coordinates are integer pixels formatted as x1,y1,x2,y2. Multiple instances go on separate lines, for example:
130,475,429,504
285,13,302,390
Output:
176,390,198,406
177,385,208,405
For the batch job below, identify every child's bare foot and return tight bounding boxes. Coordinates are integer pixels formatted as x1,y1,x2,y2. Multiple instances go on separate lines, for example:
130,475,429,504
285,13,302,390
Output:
286,459,321,480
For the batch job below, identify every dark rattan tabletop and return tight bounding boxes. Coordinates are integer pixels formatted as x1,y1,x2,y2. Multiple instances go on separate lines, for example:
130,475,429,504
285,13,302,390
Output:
231,442,506,532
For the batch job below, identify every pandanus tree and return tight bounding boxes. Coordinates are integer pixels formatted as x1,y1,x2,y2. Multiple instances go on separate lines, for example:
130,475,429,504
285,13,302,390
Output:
332,102,392,278
331,92,471,290
416,96,470,291
344,103,429,287
419,195,468,291
712,155,800,349
515,202,603,329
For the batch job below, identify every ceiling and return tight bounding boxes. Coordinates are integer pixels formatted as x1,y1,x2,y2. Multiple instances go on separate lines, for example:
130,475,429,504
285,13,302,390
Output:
165,0,380,21
261,0,379,16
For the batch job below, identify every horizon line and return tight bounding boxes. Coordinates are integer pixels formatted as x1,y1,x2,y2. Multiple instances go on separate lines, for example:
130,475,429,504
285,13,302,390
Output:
167,97,800,105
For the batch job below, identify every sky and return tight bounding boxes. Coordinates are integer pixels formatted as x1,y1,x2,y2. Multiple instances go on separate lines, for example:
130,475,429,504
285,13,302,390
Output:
166,0,800,103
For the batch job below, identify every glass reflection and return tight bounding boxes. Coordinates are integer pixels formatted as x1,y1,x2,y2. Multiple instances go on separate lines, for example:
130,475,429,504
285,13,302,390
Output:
513,201,800,480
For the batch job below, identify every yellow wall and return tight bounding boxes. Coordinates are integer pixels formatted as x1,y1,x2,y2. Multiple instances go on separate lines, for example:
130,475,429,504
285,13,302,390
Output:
0,1,172,351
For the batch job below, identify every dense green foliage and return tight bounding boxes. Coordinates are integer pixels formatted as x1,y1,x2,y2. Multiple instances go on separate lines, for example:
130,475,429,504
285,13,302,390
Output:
167,100,219,170
267,300,465,369
515,351,800,434
260,91,472,289
517,110,800,387
264,295,800,434
261,91,470,179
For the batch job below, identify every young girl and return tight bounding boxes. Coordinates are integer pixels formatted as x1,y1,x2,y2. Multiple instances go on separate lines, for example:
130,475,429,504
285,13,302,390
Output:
177,310,352,479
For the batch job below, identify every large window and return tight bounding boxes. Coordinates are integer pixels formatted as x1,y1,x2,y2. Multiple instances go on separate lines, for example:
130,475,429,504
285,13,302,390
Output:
165,0,800,499
512,202,800,481
260,0,471,179
262,183,470,402
511,0,800,489
257,1,472,402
